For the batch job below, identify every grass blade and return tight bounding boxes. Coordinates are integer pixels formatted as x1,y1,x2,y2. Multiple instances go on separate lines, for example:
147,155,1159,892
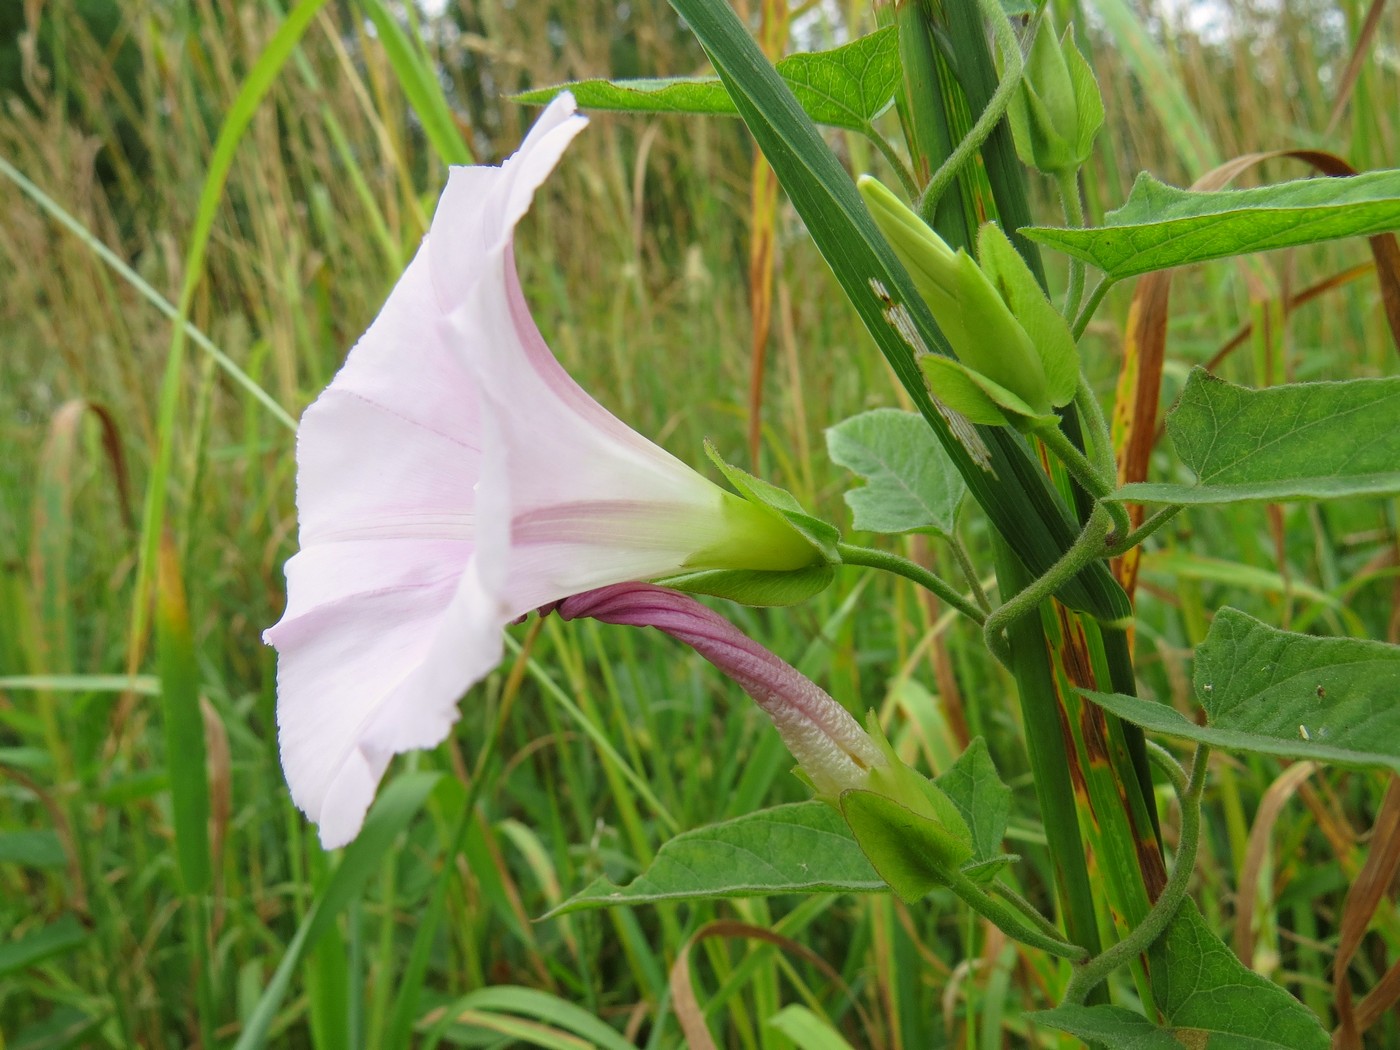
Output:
233,771,442,1050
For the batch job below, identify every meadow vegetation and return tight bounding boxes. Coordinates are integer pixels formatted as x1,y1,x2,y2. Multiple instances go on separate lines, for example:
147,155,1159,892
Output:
1,0,1398,1046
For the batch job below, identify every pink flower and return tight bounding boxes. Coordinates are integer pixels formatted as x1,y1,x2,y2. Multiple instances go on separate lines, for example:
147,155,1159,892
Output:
264,95,819,848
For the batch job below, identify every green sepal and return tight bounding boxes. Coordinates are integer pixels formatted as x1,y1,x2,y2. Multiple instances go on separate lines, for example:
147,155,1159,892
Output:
655,564,837,607
976,223,1078,408
946,250,1047,401
1064,27,1105,162
704,441,841,562
839,789,974,902
920,356,1057,429
961,855,1016,886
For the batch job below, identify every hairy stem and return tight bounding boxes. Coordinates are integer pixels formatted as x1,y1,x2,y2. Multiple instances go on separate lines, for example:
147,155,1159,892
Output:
1056,168,1087,321
917,0,1038,219
1033,422,1132,541
867,126,921,199
948,868,1087,961
1106,503,1185,556
1071,276,1118,340
984,505,1112,665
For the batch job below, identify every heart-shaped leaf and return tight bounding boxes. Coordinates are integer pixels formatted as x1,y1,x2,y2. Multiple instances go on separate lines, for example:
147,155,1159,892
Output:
1037,900,1328,1048
549,802,884,915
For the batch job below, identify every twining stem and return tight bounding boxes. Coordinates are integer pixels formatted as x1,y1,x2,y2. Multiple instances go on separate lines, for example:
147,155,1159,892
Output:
1071,275,1117,340
984,505,1113,666
1062,743,1210,1005
917,0,1038,218
837,542,986,625
1032,423,1132,541
1055,168,1087,321
947,867,1087,961
1073,373,1117,485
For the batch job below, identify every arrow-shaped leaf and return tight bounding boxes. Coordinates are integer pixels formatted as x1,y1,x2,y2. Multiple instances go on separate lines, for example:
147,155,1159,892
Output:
515,27,900,132
1025,169,1400,278
1036,900,1329,1048
1112,369,1400,505
826,409,965,536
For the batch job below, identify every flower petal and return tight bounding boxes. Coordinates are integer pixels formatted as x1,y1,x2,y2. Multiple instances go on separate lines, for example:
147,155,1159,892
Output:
429,95,589,311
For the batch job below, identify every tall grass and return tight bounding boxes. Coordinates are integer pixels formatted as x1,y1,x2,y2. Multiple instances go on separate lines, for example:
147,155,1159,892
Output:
1,0,1396,1046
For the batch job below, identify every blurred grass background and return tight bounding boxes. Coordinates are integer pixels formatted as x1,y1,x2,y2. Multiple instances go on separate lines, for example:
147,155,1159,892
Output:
1,0,1398,1046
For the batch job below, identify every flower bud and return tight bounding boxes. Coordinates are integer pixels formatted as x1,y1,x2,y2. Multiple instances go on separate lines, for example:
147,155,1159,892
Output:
1007,19,1105,176
858,176,1078,428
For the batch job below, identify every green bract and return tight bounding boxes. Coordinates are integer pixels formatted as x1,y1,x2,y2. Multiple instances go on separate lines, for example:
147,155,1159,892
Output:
1006,19,1104,175
838,714,976,901
858,176,1079,428
656,442,840,605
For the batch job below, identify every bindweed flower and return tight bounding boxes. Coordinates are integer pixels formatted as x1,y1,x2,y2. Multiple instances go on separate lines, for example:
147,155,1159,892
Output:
554,583,885,797
264,95,826,848
1006,17,1104,177
858,175,1078,430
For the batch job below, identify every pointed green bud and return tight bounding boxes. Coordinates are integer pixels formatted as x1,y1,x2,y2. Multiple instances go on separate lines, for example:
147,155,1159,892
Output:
859,176,1080,427
976,224,1079,410
1007,19,1105,175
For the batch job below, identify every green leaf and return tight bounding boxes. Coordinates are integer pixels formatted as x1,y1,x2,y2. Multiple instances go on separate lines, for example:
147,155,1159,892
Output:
357,0,473,164
0,831,66,868
825,409,964,536
549,802,884,914
665,0,1132,625
515,27,899,132
1037,901,1329,1047
934,738,1010,871
1030,1005,1184,1049
0,914,87,977
156,536,210,896
232,772,442,1050
0,674,159,694
1113,370,1400,505
1082,608,1400,773
1149,901,1328,1047
422,987,638,1050
766,1006,858,1050
1024,169,1400,278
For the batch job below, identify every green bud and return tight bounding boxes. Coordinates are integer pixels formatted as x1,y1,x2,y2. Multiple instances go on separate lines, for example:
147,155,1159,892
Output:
838,714,975,902
858,175,1080,428
1007,19,1105,175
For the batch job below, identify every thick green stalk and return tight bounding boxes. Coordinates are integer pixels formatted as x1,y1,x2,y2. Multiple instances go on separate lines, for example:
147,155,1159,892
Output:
991,539,1104,962
910,0,1166,1004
